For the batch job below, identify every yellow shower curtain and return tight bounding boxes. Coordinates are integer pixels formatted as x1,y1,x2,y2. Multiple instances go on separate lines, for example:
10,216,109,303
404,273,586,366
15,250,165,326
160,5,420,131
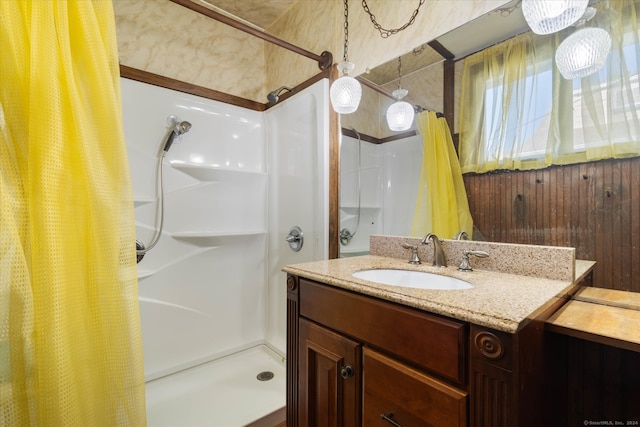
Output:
1,1,146,425
411,111,473,239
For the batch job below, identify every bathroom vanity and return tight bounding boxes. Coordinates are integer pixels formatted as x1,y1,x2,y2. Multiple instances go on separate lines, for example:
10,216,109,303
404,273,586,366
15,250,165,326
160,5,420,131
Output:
283,236,594,427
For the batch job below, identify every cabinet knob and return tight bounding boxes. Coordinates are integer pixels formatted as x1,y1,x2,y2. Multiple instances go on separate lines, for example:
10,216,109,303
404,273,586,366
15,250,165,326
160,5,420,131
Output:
340,364,354,379
380,412,404,427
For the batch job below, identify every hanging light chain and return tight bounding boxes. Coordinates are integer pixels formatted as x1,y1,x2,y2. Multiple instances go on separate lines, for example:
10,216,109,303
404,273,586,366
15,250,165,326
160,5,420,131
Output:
343,0,349,62
362,0,426,38
397,56,402,91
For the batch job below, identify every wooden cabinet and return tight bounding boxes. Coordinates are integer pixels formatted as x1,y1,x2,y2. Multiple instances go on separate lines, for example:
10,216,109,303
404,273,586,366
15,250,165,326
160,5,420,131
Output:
287,274,553,427
363,348,466,427
298,318,361,426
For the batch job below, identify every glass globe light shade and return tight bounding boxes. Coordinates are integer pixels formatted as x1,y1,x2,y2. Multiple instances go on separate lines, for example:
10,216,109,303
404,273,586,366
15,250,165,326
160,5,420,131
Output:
330,62,362,114
522,0,589,34
386,89,414,131
555,28,612,79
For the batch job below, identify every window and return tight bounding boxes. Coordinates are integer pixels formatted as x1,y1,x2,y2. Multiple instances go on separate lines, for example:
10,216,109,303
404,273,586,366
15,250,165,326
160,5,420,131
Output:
459,0,640,173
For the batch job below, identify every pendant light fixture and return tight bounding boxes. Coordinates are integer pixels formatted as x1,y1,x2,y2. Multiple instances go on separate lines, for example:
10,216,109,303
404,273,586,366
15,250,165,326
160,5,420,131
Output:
522,0,589,35
330,0,361,114
555,27,611,79
386,57,414,131
555,7,612,79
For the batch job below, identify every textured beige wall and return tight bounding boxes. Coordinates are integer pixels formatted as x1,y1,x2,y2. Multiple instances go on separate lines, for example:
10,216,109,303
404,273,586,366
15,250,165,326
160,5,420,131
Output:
267,0,510,136
268,0,511,92
114,0,266,101
114,0,510,104
265,0,338,94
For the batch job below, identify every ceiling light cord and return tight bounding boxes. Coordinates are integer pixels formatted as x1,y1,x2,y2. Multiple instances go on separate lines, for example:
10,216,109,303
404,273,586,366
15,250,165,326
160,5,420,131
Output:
361,0,426,38
342,0,349,62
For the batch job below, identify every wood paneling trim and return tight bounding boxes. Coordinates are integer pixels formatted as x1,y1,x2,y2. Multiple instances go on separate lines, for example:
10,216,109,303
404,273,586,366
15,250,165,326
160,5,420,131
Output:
463,157,640,292
286,275,299,427
443,59,455,137
119,65,266,111
341,127,417,145
329,65,340,260
120,65,330,112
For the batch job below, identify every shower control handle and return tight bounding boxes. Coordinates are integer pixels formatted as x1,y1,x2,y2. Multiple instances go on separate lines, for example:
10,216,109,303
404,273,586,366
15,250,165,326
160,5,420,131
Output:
286,226,304,252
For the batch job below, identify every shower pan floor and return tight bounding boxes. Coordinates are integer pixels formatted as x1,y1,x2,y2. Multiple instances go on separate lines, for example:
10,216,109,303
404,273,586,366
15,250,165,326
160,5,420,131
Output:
145,345,286,427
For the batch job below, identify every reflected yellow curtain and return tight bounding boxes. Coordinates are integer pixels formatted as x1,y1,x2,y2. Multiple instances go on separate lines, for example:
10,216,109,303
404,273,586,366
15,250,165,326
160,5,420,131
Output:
1,1,146,425
411,112,473,239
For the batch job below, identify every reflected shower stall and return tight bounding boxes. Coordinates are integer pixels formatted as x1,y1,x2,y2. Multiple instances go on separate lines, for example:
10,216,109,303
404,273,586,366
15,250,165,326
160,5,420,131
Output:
339,131,424,257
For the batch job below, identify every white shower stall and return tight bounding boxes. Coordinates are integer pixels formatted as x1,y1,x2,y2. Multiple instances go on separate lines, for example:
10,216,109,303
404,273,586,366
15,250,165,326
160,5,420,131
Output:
121,78,329,426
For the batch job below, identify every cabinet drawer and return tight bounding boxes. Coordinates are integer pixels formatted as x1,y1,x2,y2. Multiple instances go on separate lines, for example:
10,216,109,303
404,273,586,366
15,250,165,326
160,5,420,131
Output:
299,278,467,383
363,348,467,427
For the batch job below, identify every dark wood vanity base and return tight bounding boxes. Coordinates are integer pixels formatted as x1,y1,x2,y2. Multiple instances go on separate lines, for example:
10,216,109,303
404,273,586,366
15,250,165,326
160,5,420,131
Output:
287,274,558,427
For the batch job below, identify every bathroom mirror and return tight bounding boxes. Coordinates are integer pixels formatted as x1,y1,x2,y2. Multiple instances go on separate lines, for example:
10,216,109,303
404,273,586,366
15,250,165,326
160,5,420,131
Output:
338,0,529,257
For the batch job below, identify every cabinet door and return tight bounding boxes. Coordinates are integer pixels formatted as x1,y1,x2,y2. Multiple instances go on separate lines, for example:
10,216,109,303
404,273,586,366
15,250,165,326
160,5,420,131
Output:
299,318,361,427
363,348,467,427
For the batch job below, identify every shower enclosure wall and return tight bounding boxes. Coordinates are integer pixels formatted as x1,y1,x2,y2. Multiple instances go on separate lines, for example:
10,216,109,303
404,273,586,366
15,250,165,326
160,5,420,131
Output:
339,133,423,257
121,78,329,426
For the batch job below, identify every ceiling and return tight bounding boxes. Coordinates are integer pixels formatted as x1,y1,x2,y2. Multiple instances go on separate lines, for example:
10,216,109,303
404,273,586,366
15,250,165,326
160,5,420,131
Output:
197,0,530,85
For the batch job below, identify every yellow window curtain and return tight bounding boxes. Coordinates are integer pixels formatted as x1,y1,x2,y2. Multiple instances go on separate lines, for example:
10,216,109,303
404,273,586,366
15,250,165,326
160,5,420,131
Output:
1,1,146,425
460,0,640,173
411,111,473,239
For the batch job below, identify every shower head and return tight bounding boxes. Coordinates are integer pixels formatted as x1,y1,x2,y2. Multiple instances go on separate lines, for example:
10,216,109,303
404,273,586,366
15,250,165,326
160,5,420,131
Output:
162,116,192,152
176,120,192,135
267,86,293,104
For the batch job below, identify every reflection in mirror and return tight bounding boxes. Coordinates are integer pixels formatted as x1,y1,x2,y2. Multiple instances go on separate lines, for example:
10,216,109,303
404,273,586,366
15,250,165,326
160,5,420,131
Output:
338,0,528,257
339,129,422,257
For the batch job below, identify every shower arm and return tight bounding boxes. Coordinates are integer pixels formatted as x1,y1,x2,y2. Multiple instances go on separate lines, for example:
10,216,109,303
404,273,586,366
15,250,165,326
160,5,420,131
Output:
267,86,293,104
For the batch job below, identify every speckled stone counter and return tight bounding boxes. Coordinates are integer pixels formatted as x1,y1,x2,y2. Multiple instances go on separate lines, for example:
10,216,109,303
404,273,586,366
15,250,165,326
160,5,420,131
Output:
283,255,595,334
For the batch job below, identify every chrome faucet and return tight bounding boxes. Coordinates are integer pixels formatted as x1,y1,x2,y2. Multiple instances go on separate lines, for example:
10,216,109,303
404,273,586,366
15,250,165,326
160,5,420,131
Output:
421,233,447,267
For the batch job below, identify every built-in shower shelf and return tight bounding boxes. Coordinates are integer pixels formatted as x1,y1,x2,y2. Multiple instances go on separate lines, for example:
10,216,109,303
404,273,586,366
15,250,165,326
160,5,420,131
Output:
340,205,382,210
171,163,266,182
134,197,154,208
137,269,154,280
172,231,266,247
340,246,370,257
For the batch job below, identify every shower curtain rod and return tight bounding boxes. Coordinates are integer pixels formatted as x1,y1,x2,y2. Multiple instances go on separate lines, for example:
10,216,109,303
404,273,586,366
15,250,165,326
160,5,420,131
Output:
169,0,333,70
356,76,443,117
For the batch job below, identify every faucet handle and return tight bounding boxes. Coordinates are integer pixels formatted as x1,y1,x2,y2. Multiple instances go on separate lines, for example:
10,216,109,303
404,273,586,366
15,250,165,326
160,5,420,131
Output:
458,249,489,272
401,243,421,264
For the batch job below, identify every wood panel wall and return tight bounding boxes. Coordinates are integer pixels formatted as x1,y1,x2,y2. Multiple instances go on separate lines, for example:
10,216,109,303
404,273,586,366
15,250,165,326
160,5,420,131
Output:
463,156,640,292
546,333,640,424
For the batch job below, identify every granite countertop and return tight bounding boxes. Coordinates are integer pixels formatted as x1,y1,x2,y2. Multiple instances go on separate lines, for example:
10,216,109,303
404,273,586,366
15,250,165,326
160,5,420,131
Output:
283,255,595,334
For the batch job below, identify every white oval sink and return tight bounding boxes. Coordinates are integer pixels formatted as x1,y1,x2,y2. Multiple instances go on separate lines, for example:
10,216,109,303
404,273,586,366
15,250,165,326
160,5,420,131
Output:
352,269,474,290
